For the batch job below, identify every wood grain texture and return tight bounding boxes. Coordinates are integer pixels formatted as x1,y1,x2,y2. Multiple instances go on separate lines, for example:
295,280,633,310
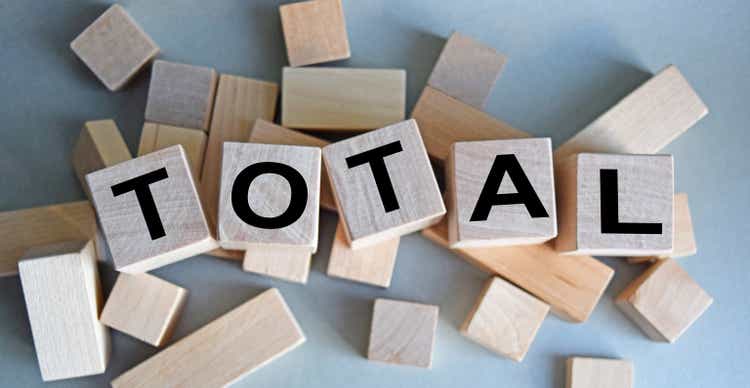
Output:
138,122,207,181
71,119,133,199
327,222,400,288
367,298,439,368
70,4,159,91
566,357,633,388
282,67,406,131
100,273,187,347
111,288,305,388
280,0,350,67
18,240,109,381
628,193,697,264
243,246,312,284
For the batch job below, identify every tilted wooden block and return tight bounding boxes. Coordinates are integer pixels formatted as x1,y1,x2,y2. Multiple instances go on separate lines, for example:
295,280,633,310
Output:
138,122,207,181
628,192,697,264
461,277,549,361
100,273,187,347
280,0,350,67
566,357,633,388
327,222,400,288
282,67,406,131
367,298,439,368
144,60,218,131
111,288,305,387
616,258,712,342
19,240,109,381
70,4,159,91
87,145,216,273
323,119,445,248
72,119,133,199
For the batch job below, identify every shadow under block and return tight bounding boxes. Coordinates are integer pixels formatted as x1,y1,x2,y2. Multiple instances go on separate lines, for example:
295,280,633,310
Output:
100,273,187,347
461,277,549,361
18,241,109,381
144,60,218,131
367,298,439,368
628,192,697,264
280,0,350,67
87,145,216,273
616,259,713,342
327,222,400,287
566,357,633,388
555,153,674,256
138,122,207,180
448,138,557,248
281,67,406,131
70,4,159,91
323,119,445,249
111,288,305,387
72,119,133,199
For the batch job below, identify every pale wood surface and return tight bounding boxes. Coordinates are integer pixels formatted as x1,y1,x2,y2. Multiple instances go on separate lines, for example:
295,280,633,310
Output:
628,192,697,264
566,357,633,388
243,246,312,284
367,298,439,368
138,122,207,181
71,119,133,199
280,0,350,67
327,222,400,288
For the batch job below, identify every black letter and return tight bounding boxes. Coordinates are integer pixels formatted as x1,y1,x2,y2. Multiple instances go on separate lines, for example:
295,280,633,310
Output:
345,141,403,213
231,162,308,229
600,169,662,234
111,168,169,240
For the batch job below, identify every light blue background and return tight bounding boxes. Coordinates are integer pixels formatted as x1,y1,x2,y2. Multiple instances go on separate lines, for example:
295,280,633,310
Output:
1,1,748,387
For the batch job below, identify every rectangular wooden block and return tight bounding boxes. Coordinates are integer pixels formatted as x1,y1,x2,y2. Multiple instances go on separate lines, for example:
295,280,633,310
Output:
280,0,350,67
72,119,133,199
19,240,109,381
327,222,400,288
138,122,207,181
242,247,312,284
70,4,159,91
145,60,218,131
566,357,633,388
282,67,406,131
367,298,438,368
628,192,697,264
100,273,187,347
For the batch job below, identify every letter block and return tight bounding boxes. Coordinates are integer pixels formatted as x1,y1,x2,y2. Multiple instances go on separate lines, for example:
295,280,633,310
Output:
138,122,207,181
87,145,216,273
367,298,439,368
448,138,556,248
556,153,674,256
71,119,133,200
280,0,351,67
566,357,633,388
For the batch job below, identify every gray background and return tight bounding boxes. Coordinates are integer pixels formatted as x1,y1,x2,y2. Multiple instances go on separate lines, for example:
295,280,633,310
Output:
1,0,748,387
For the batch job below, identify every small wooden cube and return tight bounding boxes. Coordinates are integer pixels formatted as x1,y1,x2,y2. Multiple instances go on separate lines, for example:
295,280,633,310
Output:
100,273,187,347
368,298,439,368
144,60,218,131
566,357,633,388
71,119,133,199
138,122,207,180
628,192,697,264
280,0,350,67
327,222,400,288
323,119,445,248
70,4,159,91
87,145,216,273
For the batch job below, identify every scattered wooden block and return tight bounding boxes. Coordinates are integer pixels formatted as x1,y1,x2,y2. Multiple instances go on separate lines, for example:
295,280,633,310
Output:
566,357,633,388
70,4,159,91
327,222,400,287
18,240,109,381
111,288,305,387
323,119,445,248
367,298,439,368
628,192,697,264
280,0,350,67
460,277,549,361
100,273,187,347
138,122,207,181
144,60,218,131
616,258,712,342
87,145,216,273
71,119,133,199
282,67,406,131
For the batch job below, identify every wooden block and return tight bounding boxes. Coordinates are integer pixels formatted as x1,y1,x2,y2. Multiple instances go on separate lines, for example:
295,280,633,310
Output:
280,0,350,67
87,145,216,273
100,273,187,347
566,357,633,388
427,32,506,109
70,4,159,91
628,192,697,264
616,258,712,342
138,122,207,181
327,222,400,288
367,298,439,368
18,240,109,381
411,86,530,162
111,288,305,387
448,138,556,248
556,153,674,256
282,67,406,131
144,60,218,131
460,277,549,361
71,119,133,199
323,119,445,248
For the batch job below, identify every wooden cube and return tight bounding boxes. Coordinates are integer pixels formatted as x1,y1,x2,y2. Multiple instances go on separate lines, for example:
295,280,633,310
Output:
100,273,187,347
138,122,207,180
71,119,133,199
87,145,216,273
367,299,438,368
566,357,633,388
461,277,549,361
19,240,109,381
448,138,556,248
556,153,674,256
70,4,159,91
280,0,350,67
327,222,400,288
628,192,697,264
616,259,712,342
144,60,218,131
323,119,445,248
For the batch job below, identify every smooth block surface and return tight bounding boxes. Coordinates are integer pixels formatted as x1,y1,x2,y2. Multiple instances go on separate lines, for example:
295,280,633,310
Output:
138,122,207,181
280,0,350,67
628,192,697,264
71,119,133,199
368,298,439,368
327,222,400,288
566,357,633,388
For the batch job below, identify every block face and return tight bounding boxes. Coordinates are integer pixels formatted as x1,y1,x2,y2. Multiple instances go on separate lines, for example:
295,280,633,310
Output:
280,0,350,67
72,120,133,199
670,193,697,258
144,60,218,130
242,246,312,284
566,357,633,388
368,299,439,368
323,120,445,248
70,4,159,91
327,222,400,288
138,122,207,180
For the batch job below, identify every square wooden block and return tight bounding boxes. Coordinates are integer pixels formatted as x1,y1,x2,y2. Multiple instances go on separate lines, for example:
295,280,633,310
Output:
628,192,697,264
72,119,133,199
556,153,674,256
566,357,633,388
144,60,218,130
280,0,350,67
367,299,439,368
87,145,216,273
138,122,207,180
327,222,400,288
100,273,187,347
70,4,159,91
323,119,445,248
448,138,556,248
